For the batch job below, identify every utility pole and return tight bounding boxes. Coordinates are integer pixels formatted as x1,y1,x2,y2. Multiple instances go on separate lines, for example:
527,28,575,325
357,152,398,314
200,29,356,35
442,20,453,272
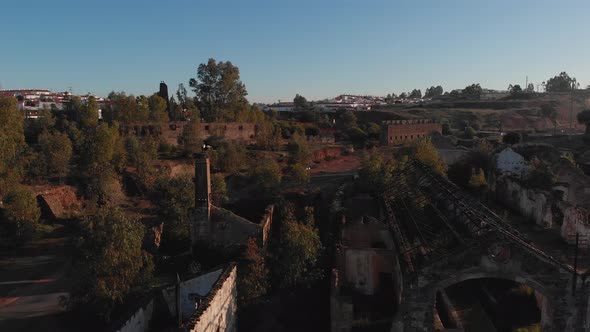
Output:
572,233,579,296
570,81,575,132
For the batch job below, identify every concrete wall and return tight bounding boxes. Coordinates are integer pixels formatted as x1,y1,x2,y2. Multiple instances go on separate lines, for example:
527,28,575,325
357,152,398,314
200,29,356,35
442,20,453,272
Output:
114,299,154,332
161,268,224,320
183,265,237,332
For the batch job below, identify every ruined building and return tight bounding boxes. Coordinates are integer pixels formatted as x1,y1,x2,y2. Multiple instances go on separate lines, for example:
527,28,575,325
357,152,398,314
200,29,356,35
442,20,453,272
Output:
120,121,257,146
159,81,170,113
381,119,442,145
191,153,273,249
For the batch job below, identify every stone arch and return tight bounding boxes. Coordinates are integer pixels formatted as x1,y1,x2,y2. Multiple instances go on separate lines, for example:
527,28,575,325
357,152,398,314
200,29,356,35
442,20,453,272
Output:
398,266,562,332
430,269,553,330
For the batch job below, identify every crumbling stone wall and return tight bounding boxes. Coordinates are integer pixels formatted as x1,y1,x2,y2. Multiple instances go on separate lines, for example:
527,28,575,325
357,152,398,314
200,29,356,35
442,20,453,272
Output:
120,121,257,146
182,264,237,332
381,119,442,146
493,175,553,228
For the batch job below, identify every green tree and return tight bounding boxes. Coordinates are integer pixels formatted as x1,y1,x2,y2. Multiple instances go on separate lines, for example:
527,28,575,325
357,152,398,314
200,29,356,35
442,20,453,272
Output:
249,159,282,191
148,94,169,123
358,151,395,195
409,89,422,98
290,163,310,186
287,133,311,166
135,95,150,122
508,84,523,95
79,97,99,128
211,173,228,206
125,135,159,191
212,141,248,174
79,123,127,203
238,238,268,304
526,83,535,93
71,208,153,323
38,130,73,180
153,175,194,254
366,122,381,140
273,205,322,289
577,109,590,136
293,94,309,111
1,186,41,246
0,96,26,182
338,111,357,130
424,86,444,98
189,58,248,121
462,83,482,97
409,137,447,175
545,72,577,92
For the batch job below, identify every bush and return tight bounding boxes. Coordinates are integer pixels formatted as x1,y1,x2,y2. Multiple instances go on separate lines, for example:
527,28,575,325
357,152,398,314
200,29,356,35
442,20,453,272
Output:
290,163,310,186
504,132,521,145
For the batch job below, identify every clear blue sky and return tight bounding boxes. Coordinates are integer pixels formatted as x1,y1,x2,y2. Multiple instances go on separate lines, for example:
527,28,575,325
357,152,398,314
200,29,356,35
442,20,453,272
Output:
1,0,589,103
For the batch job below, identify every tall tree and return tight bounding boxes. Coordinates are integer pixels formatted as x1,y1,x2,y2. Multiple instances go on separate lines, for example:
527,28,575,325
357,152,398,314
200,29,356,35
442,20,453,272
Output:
38,130,73,180
0,96,26,182
148,94,169,123
409,89,422,98
545,72,577,92
70,208,152,323
424,86,443,98
462,83,482,97
189,58,248,122
153,175,194,254
238,238,268,304
293,94,309,110
272,204,322,289
508,84,523,95
79,97,100,128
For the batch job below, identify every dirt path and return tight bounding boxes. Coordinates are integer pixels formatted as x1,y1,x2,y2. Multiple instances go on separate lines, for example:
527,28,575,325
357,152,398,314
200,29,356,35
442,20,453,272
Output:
0,225,72,331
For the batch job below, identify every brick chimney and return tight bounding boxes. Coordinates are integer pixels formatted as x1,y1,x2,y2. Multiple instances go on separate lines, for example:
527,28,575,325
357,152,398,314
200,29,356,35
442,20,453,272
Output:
191,153,211,247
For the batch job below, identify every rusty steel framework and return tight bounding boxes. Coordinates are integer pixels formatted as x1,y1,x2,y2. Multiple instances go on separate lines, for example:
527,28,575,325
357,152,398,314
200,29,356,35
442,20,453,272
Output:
382,159,574,274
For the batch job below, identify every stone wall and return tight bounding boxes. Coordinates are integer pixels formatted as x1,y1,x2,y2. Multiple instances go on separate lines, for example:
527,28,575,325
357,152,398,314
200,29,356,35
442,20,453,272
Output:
182,264,237,332
121,121,257,146
381,120,442,146
493,175,553,228
493,172,590,241
110,264,237,332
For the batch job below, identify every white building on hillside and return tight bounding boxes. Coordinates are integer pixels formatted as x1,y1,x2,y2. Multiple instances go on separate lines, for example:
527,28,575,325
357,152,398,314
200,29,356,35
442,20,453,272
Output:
496,147,528,177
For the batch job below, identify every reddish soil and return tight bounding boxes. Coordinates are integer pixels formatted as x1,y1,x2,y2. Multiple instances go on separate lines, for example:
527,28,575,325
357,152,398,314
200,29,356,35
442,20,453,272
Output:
310,153,361,175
